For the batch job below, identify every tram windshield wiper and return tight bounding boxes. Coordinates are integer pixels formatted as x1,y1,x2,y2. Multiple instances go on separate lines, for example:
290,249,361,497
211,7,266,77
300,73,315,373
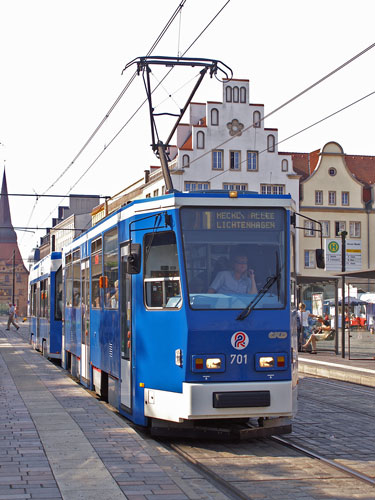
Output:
236,252,281,321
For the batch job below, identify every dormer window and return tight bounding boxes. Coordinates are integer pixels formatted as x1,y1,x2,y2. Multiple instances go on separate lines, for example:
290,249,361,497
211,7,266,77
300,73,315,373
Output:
233,86,239,103
267,134,275,152
211,108,219,126
281,159,288,172
240,87,246,103
197,131,205,149
182,154,190,168
253,111,261,128
225,86,232,102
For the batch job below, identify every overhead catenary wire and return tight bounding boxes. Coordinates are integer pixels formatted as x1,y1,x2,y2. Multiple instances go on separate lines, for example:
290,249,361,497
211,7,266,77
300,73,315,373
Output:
58,37,375,202
36,1,189,227
188,41,375,170
204,89,375,184
37,0,233,226
39,0,187,198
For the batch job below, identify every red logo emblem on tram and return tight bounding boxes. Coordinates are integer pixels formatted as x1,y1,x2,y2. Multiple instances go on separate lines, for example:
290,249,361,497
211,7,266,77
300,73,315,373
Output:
231,331,249,350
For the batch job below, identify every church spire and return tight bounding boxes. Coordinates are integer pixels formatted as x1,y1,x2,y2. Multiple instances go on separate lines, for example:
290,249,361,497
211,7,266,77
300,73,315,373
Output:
0,169,17,243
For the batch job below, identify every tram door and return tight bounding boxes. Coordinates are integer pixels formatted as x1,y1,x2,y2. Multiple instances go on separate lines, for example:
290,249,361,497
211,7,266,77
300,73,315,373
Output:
81,259,90,382
120,244,132,411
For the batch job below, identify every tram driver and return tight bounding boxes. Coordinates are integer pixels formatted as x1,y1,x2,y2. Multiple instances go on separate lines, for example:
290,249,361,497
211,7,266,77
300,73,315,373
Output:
208,251,257,295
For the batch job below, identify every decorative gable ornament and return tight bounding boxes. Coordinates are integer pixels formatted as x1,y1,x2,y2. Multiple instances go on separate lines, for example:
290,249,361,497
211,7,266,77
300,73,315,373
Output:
227,119,244,137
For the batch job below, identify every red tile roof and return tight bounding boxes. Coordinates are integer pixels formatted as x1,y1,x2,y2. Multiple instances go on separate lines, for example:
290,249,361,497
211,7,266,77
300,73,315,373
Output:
181,133,192,151
287,150,375,186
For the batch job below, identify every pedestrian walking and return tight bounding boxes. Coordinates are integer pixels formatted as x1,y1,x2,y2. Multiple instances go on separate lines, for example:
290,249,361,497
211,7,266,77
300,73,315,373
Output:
6,303,19,331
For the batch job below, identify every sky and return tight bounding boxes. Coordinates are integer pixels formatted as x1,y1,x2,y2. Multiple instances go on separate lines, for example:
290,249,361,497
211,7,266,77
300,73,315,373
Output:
0,0,375,262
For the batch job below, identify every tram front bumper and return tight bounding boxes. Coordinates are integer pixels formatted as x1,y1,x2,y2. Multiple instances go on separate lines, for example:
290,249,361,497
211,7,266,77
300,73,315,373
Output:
144,381,294,423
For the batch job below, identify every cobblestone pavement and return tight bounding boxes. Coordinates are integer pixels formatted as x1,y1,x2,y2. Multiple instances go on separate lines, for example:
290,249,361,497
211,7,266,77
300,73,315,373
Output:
290,375,375,476
2,321,375,500
0,324,229,500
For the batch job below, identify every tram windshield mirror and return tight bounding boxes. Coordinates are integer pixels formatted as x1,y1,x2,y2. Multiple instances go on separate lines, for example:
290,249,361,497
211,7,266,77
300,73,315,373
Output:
127,244,141,274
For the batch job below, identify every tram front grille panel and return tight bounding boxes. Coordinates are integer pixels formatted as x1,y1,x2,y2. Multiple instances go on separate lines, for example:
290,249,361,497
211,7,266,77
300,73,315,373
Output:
213,390,270,408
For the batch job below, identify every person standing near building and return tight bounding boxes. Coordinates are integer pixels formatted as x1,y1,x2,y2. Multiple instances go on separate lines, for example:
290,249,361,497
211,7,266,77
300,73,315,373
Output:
6,303,19,331
297,302,315,351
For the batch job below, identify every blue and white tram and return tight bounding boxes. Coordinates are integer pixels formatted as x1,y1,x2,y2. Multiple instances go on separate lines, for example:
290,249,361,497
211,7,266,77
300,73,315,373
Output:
29,251,63,358
62,191,298,435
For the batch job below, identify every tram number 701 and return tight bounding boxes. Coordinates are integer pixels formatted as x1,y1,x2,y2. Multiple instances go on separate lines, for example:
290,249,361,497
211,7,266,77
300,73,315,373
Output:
230,354,248,365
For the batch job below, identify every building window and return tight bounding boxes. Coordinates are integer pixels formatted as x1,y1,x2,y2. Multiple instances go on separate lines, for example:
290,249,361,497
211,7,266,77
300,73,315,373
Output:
319,221,330,238
253,111,261,128
328,191,336,205
153,189,159,197
212,150,223,170
335,221,346,236
349,221,361,238
233,86,239,102
247,151,258,171
182,154,190,168
211,108,219,126
281,159,288,172
304,250,316,269
225,86,232,102
267,134,275,152
197,131,205,149
185,182,210,191
230,151,241,170
240,87,246,103
342,191,349,206
161,186,165,195
146,193,151,198
304,220,315,237
223,183,247,191
260,184,285,195
315,190,323,205
328,167,337,176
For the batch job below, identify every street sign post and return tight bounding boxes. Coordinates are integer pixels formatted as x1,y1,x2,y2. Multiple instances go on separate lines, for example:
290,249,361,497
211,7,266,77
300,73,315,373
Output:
325,238,362,272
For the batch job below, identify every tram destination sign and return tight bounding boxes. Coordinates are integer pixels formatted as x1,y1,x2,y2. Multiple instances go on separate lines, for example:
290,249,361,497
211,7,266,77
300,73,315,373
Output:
212,209,281,230
325,239,362,271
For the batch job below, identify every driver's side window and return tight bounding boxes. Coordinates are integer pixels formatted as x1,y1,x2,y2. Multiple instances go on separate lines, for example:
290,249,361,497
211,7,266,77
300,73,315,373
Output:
144,231,181,309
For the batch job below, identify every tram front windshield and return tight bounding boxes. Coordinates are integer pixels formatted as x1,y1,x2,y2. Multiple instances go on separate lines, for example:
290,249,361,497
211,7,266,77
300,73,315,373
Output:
180,206,286,310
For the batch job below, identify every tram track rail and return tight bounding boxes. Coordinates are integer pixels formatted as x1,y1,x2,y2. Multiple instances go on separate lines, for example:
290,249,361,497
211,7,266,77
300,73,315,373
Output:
271,435,375,487
158,432,375,500
166,441,251,500
16,329,375,495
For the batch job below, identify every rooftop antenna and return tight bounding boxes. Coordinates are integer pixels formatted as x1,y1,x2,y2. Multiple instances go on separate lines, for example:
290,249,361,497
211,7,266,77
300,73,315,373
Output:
123,56,232,193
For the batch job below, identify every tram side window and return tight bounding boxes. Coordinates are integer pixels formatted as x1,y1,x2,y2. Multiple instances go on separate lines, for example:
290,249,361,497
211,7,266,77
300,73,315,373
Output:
65,253,73,307
144,231,181,309
40,279,48,318
31,284,37,316
73,250,81,307
55,267,62,321
104,228,118,309
91,238,102,308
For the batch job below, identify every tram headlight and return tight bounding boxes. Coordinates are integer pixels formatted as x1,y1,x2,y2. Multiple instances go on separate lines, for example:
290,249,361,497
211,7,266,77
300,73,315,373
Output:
259,356,274,368
206,358,221,369
191,354,225,373
256,353,288,371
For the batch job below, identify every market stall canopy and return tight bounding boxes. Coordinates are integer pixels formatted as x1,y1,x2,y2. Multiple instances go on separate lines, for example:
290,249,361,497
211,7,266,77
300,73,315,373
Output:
324,297,367,306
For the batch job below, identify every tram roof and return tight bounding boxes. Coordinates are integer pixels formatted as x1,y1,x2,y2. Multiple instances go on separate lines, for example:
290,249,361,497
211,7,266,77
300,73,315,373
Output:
62,191,295,255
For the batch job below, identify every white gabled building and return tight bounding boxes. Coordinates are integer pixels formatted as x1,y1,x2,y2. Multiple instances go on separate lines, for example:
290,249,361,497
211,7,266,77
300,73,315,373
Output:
94,78,301,218
148,78,301,207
